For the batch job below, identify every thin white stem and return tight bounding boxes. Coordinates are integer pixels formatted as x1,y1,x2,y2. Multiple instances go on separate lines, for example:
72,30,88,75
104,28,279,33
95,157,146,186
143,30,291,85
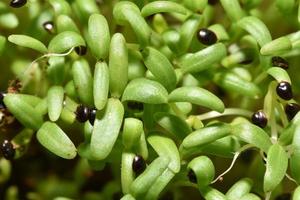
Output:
285,173,298,184
195,108,253,121
17,47,75,81
211,152,240,184
211,144,253,184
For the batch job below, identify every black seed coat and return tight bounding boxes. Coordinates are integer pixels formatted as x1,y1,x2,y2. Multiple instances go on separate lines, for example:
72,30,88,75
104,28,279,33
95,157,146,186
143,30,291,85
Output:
197,28,217,45
75,105,89,123
1,140,15,160
89,108,97,125
276,81,293,100
251,110,268,128
132,155,146,175
10,0,27,8
285,103,300,121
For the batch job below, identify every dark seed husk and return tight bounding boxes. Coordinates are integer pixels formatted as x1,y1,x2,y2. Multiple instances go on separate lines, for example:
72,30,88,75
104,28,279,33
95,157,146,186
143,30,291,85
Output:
276,81,293,100
88,108,97,125
10,0,27,8
132,155,146,175
285,103,300,121
197,28,217,45
75,105,89,123
251,110,268,128
1,140,15,160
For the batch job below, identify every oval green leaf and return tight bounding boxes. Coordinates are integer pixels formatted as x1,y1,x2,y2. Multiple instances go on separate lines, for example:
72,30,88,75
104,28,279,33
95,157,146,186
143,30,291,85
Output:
232,122,272,152
122,118,143,150
47,86,64,122
86,14,110,60
148,135,180,173
142,47,177,92
182,123,232,149
48,31,85,53
141,1,188,17
168,86,225,113
4,94,43,130
8,35,47,53
237,16,272,47
93,61,109,110
263,143,288,192
109,33,128,98
122,78,168,104
37,122,77,159
180,43,227,73
90,98,124,160
214,72,262,99
72,58,94,106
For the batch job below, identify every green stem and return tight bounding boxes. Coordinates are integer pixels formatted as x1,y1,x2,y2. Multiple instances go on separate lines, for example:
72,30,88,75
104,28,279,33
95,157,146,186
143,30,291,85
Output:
195,108,253,121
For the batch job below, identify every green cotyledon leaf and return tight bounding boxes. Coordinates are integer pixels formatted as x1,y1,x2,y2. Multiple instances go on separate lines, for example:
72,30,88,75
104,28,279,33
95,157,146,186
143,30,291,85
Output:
86,13,110,60
93,61,109,110
263,143,288,192
182,123,232,149
141,1,188,18
47,86,64,122
180,43,227,73
37,122,77,159
168,86,225,113
109,33,128,98
8,35,47,53
4,94,43,131
142,46,177,92
187,156,215,187
148,135,180,173
48,31,85,53
130,156,169,198
122,78,168,104
232,122,272,153
90,98,124,160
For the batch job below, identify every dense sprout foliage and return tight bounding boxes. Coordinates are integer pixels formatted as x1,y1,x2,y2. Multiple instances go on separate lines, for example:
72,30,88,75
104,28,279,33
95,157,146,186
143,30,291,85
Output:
1,0,300,199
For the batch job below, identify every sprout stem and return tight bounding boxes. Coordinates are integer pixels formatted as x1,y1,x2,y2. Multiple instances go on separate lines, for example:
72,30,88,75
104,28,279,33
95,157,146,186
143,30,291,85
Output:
195,108,252,121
